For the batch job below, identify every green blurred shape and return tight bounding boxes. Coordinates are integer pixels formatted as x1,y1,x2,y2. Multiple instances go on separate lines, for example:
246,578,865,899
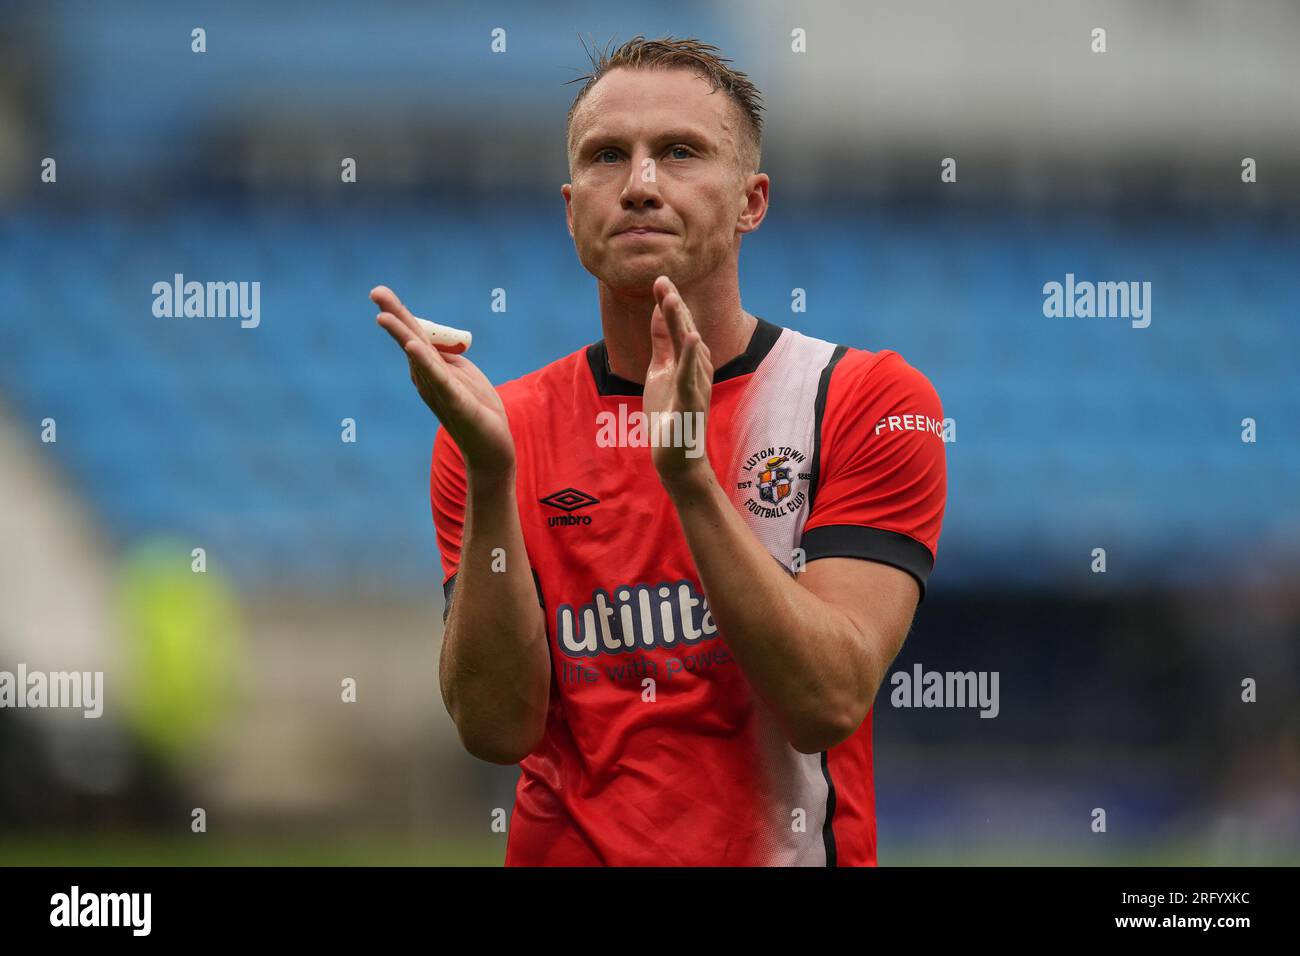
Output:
116,538,243,767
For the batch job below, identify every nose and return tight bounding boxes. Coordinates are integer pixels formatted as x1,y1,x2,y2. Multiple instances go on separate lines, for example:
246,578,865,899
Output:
619,152,663,210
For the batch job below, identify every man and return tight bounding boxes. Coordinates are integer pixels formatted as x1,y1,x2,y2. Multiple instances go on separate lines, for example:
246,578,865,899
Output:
372,36,946,866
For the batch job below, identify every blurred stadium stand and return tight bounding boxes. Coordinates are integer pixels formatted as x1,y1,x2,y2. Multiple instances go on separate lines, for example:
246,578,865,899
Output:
1,198,1297,593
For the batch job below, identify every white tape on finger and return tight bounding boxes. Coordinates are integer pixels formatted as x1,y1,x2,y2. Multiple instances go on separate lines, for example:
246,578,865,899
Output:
414,317,472,354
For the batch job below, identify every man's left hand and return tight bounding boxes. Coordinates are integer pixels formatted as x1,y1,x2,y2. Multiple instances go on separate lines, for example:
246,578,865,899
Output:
643,275,713,492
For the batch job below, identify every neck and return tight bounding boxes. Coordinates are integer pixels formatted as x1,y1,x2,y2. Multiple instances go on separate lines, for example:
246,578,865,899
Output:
597,263,756,384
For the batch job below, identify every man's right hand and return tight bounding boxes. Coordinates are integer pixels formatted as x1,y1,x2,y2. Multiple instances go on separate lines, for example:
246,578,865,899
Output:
371,285,516,480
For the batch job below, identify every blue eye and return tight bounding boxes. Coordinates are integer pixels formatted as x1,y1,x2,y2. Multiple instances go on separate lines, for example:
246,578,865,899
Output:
597,149,619,163
669,146,691,159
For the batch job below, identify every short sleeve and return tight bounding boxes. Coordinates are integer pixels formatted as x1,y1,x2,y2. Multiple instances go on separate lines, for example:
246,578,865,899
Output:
800,349,948,599
431,425,468,620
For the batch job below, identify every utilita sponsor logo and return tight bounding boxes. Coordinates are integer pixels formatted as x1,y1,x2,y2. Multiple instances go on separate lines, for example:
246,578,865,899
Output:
557,579,719,658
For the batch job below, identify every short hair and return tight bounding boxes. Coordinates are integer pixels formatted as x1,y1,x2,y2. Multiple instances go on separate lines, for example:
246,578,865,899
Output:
565,35,765,176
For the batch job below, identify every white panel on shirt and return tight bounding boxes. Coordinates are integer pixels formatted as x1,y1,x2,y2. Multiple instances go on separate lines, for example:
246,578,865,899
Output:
723,325,845,866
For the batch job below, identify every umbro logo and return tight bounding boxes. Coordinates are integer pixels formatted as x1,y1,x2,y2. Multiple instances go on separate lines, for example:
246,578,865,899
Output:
540,488,599,512
540,488,599,527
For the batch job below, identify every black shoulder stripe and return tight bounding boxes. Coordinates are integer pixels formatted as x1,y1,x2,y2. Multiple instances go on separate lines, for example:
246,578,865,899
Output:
806,344,849,515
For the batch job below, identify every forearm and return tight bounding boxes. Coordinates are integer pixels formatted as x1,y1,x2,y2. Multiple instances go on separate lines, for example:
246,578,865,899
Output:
440,468,550,764
665,471,876,752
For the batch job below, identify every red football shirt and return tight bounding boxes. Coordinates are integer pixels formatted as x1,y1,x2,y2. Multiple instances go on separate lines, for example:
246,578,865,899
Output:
430,317,947,866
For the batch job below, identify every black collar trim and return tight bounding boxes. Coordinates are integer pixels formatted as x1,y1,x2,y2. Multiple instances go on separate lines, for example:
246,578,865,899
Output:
586,316,784,397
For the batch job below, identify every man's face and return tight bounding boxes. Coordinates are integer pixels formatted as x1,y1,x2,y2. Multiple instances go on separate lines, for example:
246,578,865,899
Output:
562,67,764,294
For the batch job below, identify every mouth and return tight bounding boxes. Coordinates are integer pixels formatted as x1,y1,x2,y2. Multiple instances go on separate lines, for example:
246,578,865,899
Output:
615,228,673,238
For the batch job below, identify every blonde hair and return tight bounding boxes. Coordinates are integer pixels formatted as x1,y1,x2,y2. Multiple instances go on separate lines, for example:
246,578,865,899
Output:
565,35,765,175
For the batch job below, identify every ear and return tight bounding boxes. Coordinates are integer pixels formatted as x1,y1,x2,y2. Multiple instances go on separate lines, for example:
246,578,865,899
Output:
736,173,770,236
561,183,574,238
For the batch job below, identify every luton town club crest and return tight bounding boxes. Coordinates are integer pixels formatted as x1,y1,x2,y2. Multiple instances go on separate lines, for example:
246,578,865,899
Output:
758,455,793,503
736,445,811,518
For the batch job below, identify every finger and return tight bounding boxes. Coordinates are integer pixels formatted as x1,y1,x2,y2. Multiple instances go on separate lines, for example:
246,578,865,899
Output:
656,289,688,356
655,275,695,335
691,334,713,397
370,286,424,340
697,340,713,394
649,301,676,366
669,291,696,340
404,337,460,403
676,333,694,399
677,332,707,405
669,293,695,357
674,294,696,337
439,351,474,369
376,311,419,349
404,336,452,383
653,274,678,305
370,284,411,318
